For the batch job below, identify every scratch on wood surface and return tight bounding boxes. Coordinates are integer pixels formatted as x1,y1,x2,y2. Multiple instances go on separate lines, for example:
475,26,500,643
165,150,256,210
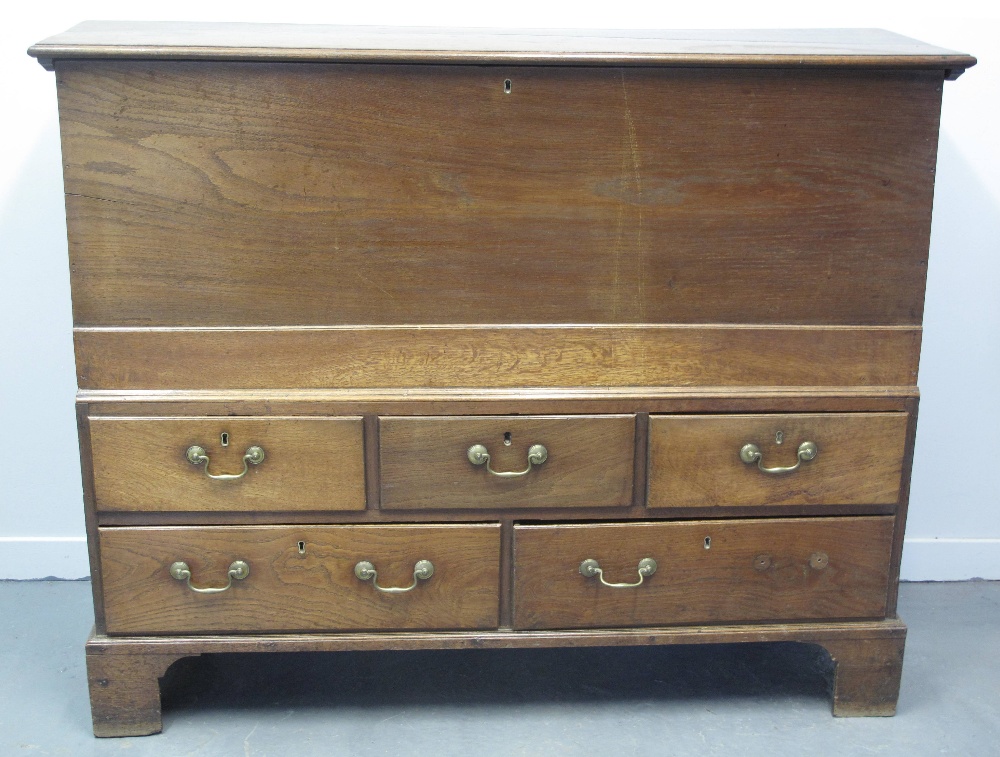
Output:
66,192,144,208
353,269,393,301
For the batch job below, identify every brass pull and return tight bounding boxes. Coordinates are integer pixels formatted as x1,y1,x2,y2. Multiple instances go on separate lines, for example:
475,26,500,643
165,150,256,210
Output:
170,560,249,594
739,441,817,475
354,560,434,594
467,443,547,478
579,558,657,588
186,445,265,480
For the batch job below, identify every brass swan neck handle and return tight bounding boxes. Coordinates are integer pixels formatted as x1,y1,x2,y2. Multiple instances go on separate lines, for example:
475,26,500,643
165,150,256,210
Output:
186,445,265,480
740,441,817,475
467,443,547,478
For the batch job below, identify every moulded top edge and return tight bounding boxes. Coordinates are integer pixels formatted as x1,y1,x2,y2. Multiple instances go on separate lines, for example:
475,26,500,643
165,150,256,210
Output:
28,21,976,77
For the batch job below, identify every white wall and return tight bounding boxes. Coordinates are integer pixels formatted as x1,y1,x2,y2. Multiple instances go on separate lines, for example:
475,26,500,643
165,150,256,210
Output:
1,1,997,579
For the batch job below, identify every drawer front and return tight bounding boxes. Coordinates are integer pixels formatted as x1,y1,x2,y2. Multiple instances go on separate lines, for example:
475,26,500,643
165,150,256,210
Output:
90,417,365,512
648,413,908,508
100,524,501,634
379,415,635,509
513,518,894,629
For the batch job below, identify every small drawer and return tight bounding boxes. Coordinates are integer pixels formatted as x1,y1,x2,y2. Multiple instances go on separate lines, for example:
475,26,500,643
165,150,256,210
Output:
647,413,908,508
90,416,365,512
379,415,635,510
512,517,893,630
99,523,501,634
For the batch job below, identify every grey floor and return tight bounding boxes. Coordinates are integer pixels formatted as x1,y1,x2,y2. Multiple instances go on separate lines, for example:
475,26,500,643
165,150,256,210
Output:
1,582,997,756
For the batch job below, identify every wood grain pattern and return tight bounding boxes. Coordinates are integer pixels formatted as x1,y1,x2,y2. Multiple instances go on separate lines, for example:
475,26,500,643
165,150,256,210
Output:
647,413,909,508
512,518,894,629
379,415,635,510
88,616,907,653
99,524,501,634
86,649,187,737
58,62,941,327
76,406,107,630
30,23,977,73
74,326,921,390
89,416,365,512
885,397,921,615
823,634,906,716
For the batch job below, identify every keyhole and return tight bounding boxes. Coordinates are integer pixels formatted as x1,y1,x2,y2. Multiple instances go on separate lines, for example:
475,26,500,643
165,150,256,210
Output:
503,432,512,446
504,79,512,94
220,432,229,447
775,431,784,445
704,536,711,550
297,541,306,555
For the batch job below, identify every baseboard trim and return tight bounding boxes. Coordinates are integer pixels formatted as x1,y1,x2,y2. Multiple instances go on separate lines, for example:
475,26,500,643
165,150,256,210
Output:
1,535,997,581
0,537,89,580
900,537,1000,581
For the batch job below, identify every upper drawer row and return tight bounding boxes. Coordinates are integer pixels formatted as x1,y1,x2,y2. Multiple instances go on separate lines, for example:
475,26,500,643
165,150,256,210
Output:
88,413,908,513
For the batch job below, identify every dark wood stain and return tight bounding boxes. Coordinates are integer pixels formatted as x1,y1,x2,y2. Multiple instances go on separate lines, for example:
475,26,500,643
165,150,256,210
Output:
647,413,909,508
379,415,635,510
100,523,502,634
89,416,366,512
512,518,894,629
58,63,941,328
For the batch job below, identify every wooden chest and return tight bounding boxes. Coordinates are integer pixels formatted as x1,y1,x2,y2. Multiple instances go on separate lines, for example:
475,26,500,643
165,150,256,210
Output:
29,22,975,736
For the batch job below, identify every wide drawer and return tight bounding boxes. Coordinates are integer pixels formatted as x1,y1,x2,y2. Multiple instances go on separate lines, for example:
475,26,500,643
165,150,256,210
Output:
512,517,894,629
647,413,908,508
99,523,501,634
89,416,365,512
379,415,635,509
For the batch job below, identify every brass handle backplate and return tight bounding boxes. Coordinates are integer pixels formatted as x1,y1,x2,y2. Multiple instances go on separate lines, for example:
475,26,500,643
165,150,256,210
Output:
186,445,265,480
579,558,657,588
354,560,434,594
170,560,249,594
740,441,817,475
467,443,547,478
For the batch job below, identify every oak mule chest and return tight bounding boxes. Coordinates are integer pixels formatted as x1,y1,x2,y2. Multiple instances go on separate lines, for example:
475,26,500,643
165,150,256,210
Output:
29,22,975,736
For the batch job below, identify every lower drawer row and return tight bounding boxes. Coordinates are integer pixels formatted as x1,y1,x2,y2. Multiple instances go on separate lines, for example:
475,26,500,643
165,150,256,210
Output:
99,517,894,635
